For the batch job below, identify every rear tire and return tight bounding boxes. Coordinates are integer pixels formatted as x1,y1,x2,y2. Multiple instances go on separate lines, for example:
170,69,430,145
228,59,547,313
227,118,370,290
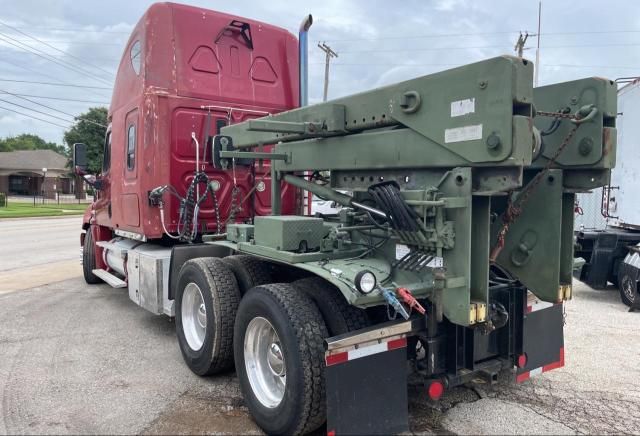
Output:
82,227,101,284
293,277,369,336
234,283,328,435
176,258,240,376
221,255,273,295
618,270,639,307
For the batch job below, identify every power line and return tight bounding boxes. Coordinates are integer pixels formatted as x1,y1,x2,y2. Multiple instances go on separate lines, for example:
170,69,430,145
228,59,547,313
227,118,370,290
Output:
5,39,123,46
0,78,111,90
0,52,108,97
0,31,113,85
0,57,74,85
336,42,640,54
318,29,640,43
0,96,76,124
8,93,109,104
317,31,518,42
12,25,130,35
0,89,107,127
0,30,115,84
0,19,117,78
310,62,640,71
0,104,70,129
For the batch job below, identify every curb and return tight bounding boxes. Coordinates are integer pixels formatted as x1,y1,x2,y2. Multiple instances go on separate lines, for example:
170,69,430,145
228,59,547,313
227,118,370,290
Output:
0,213,85,222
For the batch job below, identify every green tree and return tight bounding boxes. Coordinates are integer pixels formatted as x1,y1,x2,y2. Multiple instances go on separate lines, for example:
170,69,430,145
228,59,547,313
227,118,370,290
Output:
63,107,108,173
0,133,68,155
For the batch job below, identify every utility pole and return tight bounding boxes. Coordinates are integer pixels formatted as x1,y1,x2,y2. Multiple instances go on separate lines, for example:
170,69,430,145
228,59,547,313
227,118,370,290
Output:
535,1,542,87
318,42,338,102
514,32,530,58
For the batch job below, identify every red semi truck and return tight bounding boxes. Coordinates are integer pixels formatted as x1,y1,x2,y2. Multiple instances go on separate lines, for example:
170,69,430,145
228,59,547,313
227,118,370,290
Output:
74,3,593,434
81,2,300,251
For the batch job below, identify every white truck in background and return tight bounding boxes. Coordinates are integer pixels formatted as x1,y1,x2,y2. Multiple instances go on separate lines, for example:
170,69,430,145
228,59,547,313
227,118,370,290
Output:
575,79,640,306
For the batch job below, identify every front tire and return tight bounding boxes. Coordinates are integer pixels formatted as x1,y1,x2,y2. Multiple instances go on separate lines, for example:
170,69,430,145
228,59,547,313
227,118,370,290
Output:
82,227,101,284
234,283,328,435
176,258,240,376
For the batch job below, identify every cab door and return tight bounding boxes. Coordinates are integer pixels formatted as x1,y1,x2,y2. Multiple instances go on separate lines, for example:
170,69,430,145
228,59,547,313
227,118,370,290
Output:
121,108,141,229
94,127,112,227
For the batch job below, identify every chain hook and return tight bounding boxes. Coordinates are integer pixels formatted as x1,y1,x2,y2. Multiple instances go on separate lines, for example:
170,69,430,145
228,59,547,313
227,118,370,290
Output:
571,104,598,125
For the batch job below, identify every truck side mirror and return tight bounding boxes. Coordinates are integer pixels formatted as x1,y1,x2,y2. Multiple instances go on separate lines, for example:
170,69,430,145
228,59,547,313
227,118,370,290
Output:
73,143,88,174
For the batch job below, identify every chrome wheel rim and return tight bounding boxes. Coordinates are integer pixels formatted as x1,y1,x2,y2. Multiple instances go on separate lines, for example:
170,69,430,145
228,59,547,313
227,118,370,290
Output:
244,317,286,408
182,283,207,351
622,276,637,304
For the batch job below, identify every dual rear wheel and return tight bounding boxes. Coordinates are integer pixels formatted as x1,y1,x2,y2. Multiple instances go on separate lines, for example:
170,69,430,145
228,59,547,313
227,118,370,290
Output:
175,258,368,434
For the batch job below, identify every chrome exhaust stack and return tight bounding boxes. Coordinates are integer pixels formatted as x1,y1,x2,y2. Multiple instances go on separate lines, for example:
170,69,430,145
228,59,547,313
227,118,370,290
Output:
298,14,313,107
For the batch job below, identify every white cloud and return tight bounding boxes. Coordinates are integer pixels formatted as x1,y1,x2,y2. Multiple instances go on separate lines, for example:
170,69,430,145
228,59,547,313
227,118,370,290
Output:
0,0,638,143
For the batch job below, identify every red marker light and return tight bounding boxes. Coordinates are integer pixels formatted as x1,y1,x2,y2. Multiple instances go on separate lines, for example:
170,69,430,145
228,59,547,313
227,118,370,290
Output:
517,353,527,368
427,380,444,401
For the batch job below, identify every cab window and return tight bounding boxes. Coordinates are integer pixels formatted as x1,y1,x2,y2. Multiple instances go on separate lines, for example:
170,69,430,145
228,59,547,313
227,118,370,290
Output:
102,131,111,173
130,40,141,75
126,124,136,170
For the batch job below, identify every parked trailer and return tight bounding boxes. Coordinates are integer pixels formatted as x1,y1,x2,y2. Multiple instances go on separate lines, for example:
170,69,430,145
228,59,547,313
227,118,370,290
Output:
75,3,616,434
574,80,640,306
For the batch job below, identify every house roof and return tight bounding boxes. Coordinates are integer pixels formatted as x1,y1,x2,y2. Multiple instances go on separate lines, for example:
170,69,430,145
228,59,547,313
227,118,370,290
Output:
0,150,68,172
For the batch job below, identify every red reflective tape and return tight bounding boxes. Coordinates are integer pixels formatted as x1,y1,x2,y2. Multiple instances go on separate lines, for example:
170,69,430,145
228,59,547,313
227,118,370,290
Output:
542,347,565,372
325,352,348,366
516,371,530,383
387,337,407,351
327,431,336,436
526,305,533,313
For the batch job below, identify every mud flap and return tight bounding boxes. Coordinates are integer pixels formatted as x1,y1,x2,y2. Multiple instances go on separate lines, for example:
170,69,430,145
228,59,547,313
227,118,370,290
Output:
325,335,409,435
516,296,565,382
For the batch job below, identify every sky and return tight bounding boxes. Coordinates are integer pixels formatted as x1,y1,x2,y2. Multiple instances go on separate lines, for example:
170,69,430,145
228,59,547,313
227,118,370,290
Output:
0,0,638,145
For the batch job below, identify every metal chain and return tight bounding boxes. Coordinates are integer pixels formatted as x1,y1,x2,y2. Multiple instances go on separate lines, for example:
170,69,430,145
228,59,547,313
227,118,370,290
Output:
211,188,221,234
535,110,576,119
227,185,242,224
489,109,585,261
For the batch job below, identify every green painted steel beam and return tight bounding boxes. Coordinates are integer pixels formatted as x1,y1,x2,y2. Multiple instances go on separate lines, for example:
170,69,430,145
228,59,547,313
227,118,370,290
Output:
222,56,534,165
212,54,617,328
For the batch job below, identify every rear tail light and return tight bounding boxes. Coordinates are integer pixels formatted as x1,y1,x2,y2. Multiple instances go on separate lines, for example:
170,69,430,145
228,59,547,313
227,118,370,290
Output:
517,353,527,368
427,380,444,401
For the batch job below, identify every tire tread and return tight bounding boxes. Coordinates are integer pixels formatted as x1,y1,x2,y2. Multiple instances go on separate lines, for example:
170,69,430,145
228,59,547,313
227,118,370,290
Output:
82,228,101,284
293,277,369,335
222,255,273,295
247,283,328,435
179,257,240,375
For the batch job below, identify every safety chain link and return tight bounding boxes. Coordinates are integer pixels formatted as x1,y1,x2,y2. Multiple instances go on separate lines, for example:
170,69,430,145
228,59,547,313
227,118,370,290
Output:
227,185,242,224
535,110,577,119
212,188,221,234
489,107,596,261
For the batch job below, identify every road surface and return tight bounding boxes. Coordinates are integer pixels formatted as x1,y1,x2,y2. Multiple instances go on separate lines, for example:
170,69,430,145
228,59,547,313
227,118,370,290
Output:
1,216,640,434
0,217,82,293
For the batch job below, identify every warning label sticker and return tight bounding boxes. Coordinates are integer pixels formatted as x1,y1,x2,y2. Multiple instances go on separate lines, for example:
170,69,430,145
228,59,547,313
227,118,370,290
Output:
451,98,475,117
444,124,483,143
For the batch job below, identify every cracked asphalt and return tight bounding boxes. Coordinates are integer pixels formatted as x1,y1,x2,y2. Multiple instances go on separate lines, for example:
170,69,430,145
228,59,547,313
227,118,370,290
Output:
1,218,640,434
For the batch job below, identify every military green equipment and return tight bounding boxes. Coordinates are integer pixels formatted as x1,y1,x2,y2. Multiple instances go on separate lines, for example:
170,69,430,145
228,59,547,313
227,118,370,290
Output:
219,56,614,325
254,216,327,251
214,55,614,433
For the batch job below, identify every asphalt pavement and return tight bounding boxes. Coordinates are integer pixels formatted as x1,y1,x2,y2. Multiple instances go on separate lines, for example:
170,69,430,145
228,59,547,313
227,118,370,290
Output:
1,216,640,434
0,217,83,293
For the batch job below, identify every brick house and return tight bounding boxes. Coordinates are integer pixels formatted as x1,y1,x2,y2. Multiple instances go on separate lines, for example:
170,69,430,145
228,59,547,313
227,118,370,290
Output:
0,150,74,196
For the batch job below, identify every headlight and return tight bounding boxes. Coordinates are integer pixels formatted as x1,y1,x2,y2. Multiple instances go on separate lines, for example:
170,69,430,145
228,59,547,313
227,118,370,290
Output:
355,270,376,294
